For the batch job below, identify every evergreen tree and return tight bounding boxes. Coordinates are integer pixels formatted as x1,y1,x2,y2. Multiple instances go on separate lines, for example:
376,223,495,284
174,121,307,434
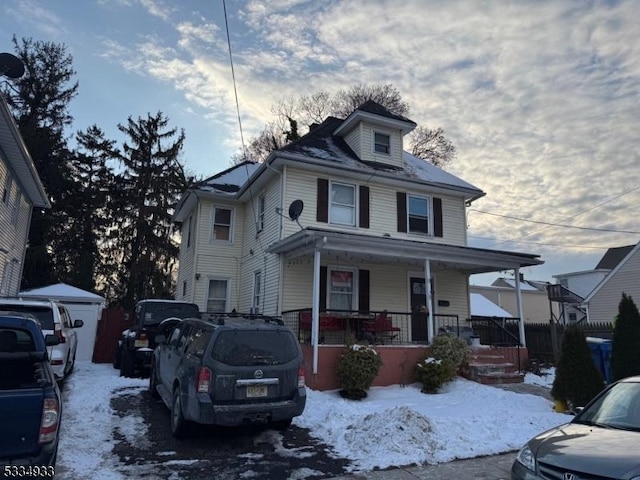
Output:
2,36,78,289
611,293,640,381
551,324,605,408
108,112,189,310
57,126,117,292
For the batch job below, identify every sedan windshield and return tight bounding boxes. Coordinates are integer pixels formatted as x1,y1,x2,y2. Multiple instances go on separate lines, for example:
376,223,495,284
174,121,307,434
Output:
574,381,640,431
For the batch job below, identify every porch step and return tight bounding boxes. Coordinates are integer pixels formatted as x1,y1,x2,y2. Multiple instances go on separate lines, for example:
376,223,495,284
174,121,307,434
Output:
477,371,524,385
465,347,523,385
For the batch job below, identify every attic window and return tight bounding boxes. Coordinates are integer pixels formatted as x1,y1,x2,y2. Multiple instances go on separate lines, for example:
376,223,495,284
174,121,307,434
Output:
374,132,390,154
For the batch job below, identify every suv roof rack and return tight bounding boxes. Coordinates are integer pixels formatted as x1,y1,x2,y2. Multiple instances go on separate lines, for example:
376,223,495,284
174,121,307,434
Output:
202,312,284,326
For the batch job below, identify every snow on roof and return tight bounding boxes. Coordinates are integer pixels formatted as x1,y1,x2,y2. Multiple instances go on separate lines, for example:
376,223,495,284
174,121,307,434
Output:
470,293,513,317
196,161,260,195
498,278,540,291
20,283,105,303
402,152,481,192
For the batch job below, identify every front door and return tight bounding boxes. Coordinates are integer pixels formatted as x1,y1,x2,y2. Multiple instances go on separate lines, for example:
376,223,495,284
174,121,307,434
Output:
410,277,428,342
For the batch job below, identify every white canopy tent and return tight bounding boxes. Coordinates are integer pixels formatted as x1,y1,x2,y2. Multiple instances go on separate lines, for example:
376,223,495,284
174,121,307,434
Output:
19,283,105,362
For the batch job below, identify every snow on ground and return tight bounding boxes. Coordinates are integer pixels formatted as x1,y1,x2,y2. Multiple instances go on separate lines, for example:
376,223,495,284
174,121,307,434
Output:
58,362,566,476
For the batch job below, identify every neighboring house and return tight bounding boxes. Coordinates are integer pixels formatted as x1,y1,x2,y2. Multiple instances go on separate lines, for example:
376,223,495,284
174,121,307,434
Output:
173,100,543,364
552,244,636,324
581,242,640,324
470,275,554,324
0,94,50,296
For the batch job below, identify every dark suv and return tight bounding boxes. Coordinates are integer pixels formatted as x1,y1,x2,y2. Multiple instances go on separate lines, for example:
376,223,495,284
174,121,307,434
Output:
150,314,306,438
115,300,200,377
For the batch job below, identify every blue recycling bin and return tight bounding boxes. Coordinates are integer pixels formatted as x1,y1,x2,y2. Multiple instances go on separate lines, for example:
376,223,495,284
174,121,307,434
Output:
587,338,613,384
600,340,613,384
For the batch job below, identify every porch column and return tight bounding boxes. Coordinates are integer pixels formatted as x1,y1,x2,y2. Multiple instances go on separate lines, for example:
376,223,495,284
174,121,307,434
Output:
424,259,434,343
311,247,321,374
514,268,526,347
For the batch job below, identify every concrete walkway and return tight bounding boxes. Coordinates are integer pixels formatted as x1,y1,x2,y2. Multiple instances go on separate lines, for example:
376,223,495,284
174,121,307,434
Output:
327,383,554,479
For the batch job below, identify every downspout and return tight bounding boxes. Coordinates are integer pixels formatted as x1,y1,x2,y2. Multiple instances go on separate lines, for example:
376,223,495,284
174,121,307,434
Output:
424,259,434,343
312,247,321,374
17,204,34,295
514,268,526,347
192,199,201,305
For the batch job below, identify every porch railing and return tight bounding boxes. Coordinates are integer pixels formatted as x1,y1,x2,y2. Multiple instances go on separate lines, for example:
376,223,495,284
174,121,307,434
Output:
467,316,523,371
467,316,521,347
281,309,462,346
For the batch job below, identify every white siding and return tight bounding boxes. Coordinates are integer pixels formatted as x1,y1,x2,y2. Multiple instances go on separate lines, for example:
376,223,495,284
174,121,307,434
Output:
0,159,32,296
192,198,245,311
470,285,554,323
556,271,609,298
344,126,362,158
588,249,640,323
357,122,403,168
238,177,283,315
282,167,468,246
175,211,196,303
280,258,469,319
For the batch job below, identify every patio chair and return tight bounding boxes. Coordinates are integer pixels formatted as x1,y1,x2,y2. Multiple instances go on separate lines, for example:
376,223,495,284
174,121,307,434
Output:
361,311,400,344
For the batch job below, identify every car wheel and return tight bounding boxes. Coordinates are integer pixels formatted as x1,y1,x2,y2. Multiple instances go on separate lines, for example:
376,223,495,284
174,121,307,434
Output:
171,387,189,438
271,418,292,431
120,349,135,378
149,362,160,399
67,353,75,375
113,344,121,369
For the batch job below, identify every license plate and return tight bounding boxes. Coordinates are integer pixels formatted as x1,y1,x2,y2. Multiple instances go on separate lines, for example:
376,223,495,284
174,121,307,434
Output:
246,385,267,398
134,339,149,348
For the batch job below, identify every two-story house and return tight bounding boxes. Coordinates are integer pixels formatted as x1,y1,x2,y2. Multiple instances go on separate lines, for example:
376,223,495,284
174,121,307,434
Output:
0,94,50,296
173,101,543,387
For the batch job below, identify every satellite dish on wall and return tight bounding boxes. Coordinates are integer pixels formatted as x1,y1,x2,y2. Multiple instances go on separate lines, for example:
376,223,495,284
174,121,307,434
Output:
0,53,25,79
288,200,304,221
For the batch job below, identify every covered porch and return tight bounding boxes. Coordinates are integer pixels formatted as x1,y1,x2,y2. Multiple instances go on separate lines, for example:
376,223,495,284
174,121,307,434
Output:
267,227,542,382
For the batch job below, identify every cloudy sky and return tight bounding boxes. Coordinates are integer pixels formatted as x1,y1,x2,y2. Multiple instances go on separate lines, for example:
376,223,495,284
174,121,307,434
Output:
1,0,638,285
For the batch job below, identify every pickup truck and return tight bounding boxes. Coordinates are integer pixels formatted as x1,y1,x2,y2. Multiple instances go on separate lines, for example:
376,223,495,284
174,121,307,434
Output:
0,314,62,472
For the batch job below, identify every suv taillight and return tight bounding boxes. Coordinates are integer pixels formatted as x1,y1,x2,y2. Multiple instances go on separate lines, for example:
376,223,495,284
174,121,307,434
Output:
297,364,305,388
196,367,211,393
55,325,65,343
39,398,60,443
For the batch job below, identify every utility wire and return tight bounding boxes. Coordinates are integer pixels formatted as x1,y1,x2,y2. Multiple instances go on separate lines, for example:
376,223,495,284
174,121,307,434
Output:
470,185,640,247
222,0,247,157
469,209,640,234
468,236,614,250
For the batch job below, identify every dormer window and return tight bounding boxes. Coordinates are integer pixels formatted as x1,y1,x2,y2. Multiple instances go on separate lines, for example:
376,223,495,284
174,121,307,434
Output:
374,132,390,154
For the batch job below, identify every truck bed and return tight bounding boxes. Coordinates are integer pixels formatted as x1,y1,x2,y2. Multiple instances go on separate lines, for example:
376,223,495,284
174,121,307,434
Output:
0,353,51,459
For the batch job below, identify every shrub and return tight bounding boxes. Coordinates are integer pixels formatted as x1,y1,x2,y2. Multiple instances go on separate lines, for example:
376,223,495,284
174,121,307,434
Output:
336,342,382,400
415,356,457,393
430,333,471,373
551,324,604,409
611,293,640,382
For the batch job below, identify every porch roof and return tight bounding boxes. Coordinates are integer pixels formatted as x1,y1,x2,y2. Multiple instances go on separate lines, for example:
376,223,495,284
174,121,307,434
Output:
266,228,543,274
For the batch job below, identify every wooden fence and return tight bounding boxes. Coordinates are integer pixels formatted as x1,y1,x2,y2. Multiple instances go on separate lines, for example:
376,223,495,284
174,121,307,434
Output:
524,322,613,364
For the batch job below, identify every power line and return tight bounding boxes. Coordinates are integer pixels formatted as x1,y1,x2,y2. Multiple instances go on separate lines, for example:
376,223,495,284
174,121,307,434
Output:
468,235,613,250
222,0,246,157
476,185,640,247
469,209,640,234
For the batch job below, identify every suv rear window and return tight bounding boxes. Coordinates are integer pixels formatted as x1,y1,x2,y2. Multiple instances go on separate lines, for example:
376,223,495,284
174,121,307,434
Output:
141,303,200,326
0,305,54,330
211,330,298,366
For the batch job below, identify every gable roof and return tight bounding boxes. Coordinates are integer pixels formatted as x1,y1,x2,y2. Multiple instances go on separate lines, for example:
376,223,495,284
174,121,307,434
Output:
0,95,49,208
583,241,640,304
595,244,636,270
332,100,417,137
194,161,260,195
